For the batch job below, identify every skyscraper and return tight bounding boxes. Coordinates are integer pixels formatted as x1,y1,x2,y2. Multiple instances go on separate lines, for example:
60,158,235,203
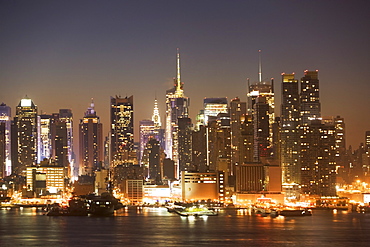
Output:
165,49,190,178
299,119,336,196
79,100,103,175
38,114,52,162
230,97,247,172
203,98,228,125
280,73,300,184
178,117,193,172
12,97,38,175
247,61,275,161
110,95,135,166
59,109,74,174
139,119,155,167
0,103,11,176
300,70,321,125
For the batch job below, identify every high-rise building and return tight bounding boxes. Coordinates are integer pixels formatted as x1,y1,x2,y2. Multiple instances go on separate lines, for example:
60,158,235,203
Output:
151,98,165,150
300,70,321,125
230,98,246,173
192,125,207,172
366,131,370,150
146,138,163,184
38,114,52,162
247,77,275,161
0,103,11,176
12,97,38,175
280,73,300,184
203,98,228,125
178,117,193,173
139,119,155,167
59,109,74,173
0,122,5,178
79,101,103,175
253,96,270,161
300,119,336,196
240,114,254,164
110,95,135,166
165,49,190,178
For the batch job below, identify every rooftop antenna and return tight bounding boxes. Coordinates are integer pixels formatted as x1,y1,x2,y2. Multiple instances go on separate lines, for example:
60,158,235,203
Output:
258,50,262,83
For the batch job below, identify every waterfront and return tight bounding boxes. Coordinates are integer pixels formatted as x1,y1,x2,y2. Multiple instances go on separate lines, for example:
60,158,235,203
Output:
1,207,370,246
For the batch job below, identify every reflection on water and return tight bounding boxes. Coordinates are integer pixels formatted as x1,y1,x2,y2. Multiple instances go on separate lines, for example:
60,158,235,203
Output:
1,207,370,246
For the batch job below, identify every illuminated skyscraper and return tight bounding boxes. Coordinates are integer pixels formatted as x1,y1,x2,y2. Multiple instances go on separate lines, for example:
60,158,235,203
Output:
79,100,103,175
110,95,135,166
0,103,11,176
59,109,74,173
230,97,246,172
203,98,228,125
0,122,5,178
139,119,155,167
280,73,300,184
366,131,370,150
151,98,165,150
253,96,270,161
38,114,52,162
247,53,275,161
165,49,189,178
12,97,38,175
178,117,193,172
300,70,321,125
300,119,336,196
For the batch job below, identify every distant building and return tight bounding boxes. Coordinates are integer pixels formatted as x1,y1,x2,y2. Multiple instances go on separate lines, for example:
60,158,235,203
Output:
203,97,228,125
26,159,66,197
165,49,190,178
300,70,321,125
230,98,247,175
280,73,300,184
12,97,38,175
110,95,135,166
79,101,103,175
299,119,336,196
139,119,155,166
0,103,11,176
181,171,225,202
178,117,193,173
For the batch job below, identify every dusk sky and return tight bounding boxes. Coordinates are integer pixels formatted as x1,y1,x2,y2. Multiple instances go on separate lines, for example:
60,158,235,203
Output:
1,0,369,147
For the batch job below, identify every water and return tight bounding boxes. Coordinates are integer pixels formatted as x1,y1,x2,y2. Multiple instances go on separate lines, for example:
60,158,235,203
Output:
1,207,370,246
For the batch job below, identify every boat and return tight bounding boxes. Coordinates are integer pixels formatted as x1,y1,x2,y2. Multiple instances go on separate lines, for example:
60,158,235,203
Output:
85,193,121,216
278,208,312,216
46,198,88,216
172,205,218,216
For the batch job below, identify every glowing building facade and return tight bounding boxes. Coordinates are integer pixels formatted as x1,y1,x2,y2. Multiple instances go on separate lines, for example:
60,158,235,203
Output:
110,95,135,166
0,103,11,176
165,49,189,178
280,73,300,184
300,70,321,125
38,114,52,162
203,98,228,125
299,119,336,196
12,98,38,175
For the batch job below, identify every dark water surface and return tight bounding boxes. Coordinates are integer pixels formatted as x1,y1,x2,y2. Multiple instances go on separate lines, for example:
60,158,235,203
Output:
1,207,370,246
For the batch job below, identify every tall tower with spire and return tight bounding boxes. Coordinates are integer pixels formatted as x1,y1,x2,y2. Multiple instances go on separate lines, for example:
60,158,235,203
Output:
246,50,275,161
165,48,190,178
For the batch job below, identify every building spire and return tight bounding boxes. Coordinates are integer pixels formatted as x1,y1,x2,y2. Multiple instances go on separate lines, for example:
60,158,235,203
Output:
175,48,184,97
152,97,161,128
258,50,262,83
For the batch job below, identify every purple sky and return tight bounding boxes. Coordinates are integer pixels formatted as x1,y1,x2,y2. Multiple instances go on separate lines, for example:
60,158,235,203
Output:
1,0,370,148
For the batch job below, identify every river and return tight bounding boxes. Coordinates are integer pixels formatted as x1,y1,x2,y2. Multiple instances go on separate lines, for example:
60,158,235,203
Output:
1,207,370,246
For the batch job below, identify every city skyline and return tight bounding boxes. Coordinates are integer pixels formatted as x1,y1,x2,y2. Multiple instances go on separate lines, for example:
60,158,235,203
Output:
1,1,370,148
